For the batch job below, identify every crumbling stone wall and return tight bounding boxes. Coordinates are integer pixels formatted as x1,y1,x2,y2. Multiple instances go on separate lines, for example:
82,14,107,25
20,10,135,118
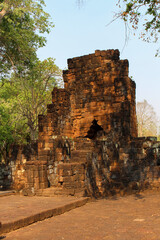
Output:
34,49,138,195
0,143,38,191
24,49,160,196
0,164,11,190
38,50,137,145
24,160,48,195
86,135,160,197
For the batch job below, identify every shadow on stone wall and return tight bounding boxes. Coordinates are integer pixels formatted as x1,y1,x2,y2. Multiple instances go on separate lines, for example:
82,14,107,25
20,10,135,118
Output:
85,133,160,198
0,143,38,190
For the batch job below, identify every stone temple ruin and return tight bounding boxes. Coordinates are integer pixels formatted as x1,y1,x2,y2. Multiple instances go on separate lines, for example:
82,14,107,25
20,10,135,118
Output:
1,49,160,197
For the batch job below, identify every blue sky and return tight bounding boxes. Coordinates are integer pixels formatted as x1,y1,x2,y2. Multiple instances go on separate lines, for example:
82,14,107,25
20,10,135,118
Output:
38,0,160,117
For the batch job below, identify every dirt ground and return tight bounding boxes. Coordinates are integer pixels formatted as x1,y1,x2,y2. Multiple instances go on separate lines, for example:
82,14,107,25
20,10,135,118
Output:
1,190,160,240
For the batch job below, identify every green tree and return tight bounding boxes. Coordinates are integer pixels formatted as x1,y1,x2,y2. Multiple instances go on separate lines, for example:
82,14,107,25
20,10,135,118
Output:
0,0,53,80
0,58,62,144
0,80,28,162
0,104,14,163
0,1,58,162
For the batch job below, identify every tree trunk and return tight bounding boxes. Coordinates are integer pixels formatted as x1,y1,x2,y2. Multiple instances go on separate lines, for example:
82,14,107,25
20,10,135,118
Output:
30,128,37,141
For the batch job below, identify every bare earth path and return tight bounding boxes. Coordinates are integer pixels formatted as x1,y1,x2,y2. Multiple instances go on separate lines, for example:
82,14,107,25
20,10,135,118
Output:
2,190,160,240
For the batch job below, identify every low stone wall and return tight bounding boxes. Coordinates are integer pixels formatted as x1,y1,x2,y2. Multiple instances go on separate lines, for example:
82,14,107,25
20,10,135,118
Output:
86,136,160,197
0,143,38,191
23,160,48,195
0,164,11,190
37,137,91,195
24,135,160,197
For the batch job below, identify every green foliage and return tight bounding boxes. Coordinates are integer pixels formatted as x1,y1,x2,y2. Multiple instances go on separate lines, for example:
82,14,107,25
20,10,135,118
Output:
0,102,14,162
0,105,14,147
0,58,62,147
0,1,57,162
126,2,134,13
0,0,54,78
0,80,28,162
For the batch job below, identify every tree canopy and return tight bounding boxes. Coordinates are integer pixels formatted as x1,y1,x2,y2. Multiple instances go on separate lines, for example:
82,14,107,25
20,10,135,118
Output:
0,0,53,80
0,1,61,163
0,58,62,162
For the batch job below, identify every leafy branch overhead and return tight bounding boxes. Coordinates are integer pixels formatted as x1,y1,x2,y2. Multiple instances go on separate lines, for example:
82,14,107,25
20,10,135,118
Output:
76,0,160,52
116,0,160,48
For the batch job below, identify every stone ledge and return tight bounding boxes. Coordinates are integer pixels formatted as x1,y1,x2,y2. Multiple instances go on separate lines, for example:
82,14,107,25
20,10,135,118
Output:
0,197,90,235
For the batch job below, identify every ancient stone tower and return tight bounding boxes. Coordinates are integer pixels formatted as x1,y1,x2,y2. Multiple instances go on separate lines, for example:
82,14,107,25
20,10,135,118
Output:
39,49,137,141
24,50,160,197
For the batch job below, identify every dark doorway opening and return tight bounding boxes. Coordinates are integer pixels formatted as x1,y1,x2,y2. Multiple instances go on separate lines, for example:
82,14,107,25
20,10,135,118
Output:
86,119,103,140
